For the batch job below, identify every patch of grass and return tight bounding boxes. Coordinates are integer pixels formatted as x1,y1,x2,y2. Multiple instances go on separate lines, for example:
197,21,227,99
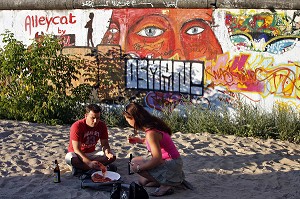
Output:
273,103,300,143
155,101,300,144
100,104,128,128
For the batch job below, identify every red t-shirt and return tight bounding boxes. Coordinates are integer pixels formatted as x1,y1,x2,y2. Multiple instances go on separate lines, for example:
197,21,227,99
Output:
67,118,108,153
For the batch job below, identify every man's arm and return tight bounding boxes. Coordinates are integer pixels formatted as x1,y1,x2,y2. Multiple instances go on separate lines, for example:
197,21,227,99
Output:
72,140,105,170
72,140,93,167
100,139,114,159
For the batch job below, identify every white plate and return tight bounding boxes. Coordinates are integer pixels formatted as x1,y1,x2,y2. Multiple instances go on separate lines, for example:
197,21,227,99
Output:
91,171,121,181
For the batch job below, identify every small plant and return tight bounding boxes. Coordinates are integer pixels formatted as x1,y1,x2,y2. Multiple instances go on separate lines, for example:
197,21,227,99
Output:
159,104,187,134
156,99,300,144
0,30,93,124
100,104,128,127
273,103,300,143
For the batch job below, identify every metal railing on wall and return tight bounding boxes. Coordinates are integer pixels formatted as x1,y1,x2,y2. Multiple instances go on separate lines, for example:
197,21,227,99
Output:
0,0,300,10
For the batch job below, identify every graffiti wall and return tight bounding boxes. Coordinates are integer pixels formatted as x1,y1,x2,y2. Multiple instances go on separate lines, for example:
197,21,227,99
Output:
0,8,299,111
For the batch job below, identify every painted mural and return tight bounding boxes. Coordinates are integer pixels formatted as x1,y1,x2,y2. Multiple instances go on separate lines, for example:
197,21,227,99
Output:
0,8,299,111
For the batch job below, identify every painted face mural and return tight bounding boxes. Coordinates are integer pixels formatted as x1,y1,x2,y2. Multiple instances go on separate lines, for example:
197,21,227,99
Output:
101,9,223,60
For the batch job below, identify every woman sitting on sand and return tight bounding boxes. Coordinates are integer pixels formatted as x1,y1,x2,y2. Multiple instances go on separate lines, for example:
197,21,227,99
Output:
123,102,185,197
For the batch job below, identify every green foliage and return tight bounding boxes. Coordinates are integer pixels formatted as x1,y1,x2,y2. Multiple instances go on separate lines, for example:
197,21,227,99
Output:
152,100,300,144
0,30,93,124
100,104,128,128
82,47,134,101
232,102,277,139
273,104,300,143
158,104,187,134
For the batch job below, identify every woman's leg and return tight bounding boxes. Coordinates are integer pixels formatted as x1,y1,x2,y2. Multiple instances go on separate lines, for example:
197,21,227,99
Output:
131,157,160,187
138,171,160,187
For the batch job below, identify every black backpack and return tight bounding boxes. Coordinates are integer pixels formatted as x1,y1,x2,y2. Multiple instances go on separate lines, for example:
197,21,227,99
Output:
110,182,149,199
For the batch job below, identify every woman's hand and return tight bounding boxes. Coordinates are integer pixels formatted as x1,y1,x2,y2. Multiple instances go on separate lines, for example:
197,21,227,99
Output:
130,162,141,173
128,136,144,144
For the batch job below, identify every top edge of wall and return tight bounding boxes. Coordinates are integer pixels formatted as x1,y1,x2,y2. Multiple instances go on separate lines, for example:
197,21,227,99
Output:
0,0,300,10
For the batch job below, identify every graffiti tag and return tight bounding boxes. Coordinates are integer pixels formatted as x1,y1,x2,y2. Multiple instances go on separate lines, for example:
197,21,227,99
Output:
125,58,204,96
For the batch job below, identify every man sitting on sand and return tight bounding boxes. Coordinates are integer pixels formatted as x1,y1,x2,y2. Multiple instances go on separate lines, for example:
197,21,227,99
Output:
65,104,116,175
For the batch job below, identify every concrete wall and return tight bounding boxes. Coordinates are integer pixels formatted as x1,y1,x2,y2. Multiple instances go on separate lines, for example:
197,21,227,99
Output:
0,7,300,111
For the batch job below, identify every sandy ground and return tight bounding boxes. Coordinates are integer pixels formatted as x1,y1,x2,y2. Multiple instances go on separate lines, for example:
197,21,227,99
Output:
0,119,300,199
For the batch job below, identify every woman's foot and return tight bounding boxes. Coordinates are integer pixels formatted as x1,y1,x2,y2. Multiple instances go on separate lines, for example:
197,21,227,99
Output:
150,186,174,197
143,181,160,187
138,177,159,187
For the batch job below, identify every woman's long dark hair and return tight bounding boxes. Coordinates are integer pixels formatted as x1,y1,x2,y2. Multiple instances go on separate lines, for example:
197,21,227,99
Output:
123,102,172,135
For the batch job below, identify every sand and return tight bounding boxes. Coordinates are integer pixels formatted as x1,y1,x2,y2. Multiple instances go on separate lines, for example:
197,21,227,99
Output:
0,119,300,199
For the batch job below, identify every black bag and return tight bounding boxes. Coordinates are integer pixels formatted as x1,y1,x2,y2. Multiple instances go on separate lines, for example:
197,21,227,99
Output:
110,182,149,199
80,170,122,192
81,178,117,191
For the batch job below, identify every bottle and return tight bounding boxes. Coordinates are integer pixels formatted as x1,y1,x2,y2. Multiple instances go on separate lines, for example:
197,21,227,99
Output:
53,160,61,183
128,154,134,175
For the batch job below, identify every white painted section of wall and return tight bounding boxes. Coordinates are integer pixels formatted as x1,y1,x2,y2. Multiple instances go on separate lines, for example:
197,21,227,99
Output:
0,9,112,47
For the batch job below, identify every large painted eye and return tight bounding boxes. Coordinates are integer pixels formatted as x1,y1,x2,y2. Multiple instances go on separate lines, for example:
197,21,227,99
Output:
137,26,164,37
186,26,204,35
109,28,119,34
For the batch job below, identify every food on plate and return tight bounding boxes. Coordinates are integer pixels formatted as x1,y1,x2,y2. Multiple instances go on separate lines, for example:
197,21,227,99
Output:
91,173,112,183
95,162,107,176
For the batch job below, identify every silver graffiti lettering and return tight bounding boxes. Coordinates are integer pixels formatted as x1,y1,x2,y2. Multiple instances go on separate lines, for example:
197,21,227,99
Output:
125,59,204,95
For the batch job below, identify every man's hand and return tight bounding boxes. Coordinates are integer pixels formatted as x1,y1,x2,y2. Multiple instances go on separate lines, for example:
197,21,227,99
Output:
88,160,106,173
105,150,114,160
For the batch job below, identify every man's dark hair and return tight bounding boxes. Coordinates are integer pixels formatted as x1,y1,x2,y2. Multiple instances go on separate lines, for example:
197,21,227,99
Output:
86,104,101,113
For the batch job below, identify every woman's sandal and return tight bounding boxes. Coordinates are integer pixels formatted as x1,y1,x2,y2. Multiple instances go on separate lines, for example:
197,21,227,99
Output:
150,187,174,197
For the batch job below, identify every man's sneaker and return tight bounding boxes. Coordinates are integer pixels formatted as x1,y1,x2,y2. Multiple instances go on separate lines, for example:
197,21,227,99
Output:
182,179,194,190
79,169,97,180
71,166,83,176
107,164,117,172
